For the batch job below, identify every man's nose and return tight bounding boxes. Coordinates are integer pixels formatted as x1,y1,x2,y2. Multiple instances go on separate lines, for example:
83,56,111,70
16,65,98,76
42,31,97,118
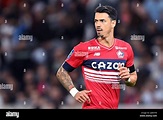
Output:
96,25,101,29
96,24,101,28
96,24,101,29
96,22,101,26
95,21,102,26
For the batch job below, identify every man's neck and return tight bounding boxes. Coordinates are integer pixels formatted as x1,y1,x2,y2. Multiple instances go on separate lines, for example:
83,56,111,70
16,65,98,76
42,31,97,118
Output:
97,35,115,48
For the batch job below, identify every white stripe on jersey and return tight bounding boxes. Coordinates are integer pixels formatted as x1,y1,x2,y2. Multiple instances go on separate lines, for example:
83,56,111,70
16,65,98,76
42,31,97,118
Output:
83,67,120,84
84,72,120,79
85,75,120,84
84,68,119,75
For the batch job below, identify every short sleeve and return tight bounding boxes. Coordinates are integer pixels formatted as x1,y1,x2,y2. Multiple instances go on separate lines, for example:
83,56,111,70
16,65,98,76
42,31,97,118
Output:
62,42,87,72
126,43,134,67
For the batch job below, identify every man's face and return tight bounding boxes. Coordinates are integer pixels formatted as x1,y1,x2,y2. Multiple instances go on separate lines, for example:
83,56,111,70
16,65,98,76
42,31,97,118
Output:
94,12,116,38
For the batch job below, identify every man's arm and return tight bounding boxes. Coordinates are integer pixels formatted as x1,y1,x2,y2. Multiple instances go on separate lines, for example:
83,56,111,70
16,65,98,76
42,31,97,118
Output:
56,66,75,92
118,64,137,87
56,65,91,103
125,71,137,87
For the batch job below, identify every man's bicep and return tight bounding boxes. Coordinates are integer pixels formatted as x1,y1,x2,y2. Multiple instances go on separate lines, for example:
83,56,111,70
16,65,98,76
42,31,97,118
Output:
56,65,69,79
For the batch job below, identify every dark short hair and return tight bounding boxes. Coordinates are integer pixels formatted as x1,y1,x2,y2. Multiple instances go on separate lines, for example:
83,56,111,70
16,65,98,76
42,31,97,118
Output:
95,5,117,20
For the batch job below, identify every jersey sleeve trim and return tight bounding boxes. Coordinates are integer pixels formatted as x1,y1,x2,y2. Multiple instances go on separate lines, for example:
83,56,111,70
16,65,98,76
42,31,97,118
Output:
62,62,75,72
128,64,135,73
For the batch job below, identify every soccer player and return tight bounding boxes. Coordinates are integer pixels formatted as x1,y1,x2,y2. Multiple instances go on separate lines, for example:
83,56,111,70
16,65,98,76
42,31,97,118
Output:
56,5,137,109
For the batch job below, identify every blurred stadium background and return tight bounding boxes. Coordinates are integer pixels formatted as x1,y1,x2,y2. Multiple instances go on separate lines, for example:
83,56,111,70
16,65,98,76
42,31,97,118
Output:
0,0,163,109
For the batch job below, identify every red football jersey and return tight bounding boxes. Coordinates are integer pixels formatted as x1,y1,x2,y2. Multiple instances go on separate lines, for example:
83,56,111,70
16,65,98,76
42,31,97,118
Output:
63,38,134,109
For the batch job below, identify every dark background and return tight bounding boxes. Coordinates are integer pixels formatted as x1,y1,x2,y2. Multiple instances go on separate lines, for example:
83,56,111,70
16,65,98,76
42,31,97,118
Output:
0,0,163,109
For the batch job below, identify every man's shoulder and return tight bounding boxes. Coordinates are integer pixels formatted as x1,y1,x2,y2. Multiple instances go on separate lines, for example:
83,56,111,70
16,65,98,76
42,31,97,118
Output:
115,38,131,47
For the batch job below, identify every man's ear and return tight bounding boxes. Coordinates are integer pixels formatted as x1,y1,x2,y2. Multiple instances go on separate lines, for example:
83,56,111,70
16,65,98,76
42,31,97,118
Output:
111,20,116,28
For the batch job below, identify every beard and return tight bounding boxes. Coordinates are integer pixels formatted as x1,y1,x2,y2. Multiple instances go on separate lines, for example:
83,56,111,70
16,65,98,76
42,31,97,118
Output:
96,30,103,37
96,29,112,39
97,32,104,39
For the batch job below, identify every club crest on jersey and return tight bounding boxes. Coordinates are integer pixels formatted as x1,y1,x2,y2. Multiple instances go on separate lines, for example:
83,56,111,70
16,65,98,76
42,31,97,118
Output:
116,50,124,58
